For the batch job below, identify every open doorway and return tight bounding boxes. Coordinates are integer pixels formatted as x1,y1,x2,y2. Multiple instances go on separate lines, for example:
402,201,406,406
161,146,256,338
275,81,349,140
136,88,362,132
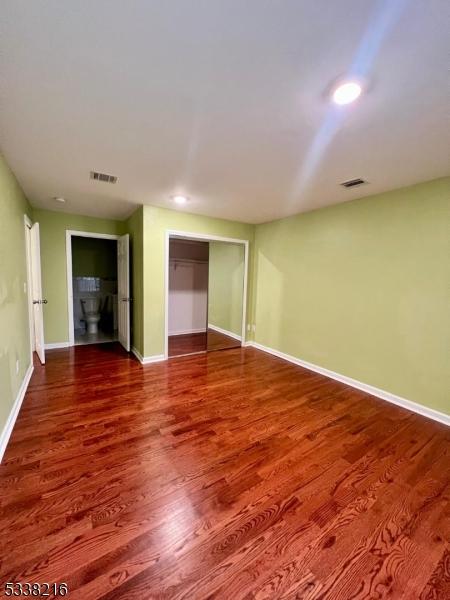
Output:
166,232,248,359
66,231,130,351
71,236,118,345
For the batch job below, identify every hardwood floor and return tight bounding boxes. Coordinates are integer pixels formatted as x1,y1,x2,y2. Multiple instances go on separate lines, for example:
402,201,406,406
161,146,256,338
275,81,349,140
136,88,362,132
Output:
0,343,448,599
168,331,207,356
168,328,240,357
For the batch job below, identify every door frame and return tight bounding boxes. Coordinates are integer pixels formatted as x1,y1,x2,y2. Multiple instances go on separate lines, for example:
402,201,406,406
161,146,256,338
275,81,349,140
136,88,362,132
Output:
164,230,249,360
24,215,34,364
65,230,120,346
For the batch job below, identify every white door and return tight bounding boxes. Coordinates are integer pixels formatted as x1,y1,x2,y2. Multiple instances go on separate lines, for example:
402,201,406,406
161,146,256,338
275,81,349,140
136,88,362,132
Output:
118,234,130,351
30,223,46,364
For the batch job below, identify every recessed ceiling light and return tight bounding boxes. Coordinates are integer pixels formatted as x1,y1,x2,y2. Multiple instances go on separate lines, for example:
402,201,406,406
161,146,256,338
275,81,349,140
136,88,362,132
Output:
54,196,66,203
172,195,188,205
332,81,362,105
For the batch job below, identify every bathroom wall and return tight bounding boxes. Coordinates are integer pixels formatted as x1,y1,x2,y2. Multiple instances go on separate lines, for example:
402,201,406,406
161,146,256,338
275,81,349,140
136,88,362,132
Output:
72,237,117,279
0,154,33,450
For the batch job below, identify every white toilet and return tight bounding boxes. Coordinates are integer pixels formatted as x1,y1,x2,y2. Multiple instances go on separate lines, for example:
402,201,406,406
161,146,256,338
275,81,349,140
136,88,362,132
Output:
80,297,101,334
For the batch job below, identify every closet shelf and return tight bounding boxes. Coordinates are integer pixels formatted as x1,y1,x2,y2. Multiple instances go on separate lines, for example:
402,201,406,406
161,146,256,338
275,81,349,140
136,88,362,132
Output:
169,258,208,265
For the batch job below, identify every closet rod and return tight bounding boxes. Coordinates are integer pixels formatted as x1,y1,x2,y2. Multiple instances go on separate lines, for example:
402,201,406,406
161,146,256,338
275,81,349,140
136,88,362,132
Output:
169,258,208,265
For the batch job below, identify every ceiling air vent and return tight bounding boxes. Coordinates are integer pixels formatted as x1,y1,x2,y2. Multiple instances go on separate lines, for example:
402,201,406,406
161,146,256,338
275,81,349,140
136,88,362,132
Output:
340,178,367,189
90,171,118,184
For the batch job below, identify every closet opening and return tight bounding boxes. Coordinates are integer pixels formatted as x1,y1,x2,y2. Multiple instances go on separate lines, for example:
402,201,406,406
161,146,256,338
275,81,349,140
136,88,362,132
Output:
168,239,209,357
165,232,248,359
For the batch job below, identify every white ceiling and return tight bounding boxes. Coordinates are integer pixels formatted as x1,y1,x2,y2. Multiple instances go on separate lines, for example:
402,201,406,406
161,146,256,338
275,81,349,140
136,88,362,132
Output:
1,0,449,223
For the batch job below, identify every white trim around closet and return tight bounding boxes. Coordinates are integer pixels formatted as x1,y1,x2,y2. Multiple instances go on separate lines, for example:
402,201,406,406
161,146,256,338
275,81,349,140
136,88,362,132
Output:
164,230,249,360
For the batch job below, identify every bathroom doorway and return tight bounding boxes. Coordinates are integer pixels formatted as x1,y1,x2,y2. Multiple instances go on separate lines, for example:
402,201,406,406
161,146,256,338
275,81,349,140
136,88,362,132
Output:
65,231,130,350
70,235,118,345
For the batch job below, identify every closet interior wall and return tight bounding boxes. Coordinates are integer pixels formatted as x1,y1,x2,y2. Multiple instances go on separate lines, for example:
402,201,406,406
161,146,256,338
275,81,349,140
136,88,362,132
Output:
168,239,209,357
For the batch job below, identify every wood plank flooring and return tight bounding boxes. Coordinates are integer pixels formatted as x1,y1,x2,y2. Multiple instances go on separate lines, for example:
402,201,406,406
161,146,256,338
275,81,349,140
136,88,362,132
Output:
168,328,240,357
168,331,207,356
0,343,448,599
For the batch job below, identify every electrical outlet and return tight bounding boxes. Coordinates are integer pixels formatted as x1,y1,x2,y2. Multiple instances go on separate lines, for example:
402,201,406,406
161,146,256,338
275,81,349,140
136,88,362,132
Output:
247,324,251,332
16,359,19,374
252,324,256,332
24,282,27,293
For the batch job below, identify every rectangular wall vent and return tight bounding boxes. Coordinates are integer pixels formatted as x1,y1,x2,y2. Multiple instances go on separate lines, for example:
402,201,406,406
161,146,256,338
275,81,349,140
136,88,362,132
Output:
340,178,367,188
90,171,118,184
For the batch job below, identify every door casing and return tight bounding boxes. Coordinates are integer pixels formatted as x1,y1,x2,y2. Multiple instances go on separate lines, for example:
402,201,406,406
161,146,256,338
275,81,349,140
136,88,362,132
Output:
65,230,129,349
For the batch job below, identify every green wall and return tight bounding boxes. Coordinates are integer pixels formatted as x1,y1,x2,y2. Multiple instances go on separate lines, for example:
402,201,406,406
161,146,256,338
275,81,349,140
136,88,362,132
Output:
208,242,245,337
125,207,144,355
33,209,124,344
253,177,450,414
72,236,117,279
142,206,254,357
0,155,33,438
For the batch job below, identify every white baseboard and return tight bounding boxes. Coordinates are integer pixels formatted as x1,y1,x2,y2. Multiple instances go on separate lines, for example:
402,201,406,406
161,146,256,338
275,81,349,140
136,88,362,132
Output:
131,346,165,365
168,328,206,336
208,323,242,342
45,341,70,349
246,342,450,427
0,363,34,463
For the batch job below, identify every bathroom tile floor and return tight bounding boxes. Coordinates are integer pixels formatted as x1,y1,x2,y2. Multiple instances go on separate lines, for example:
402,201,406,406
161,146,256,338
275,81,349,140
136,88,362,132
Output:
74,328,118,345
